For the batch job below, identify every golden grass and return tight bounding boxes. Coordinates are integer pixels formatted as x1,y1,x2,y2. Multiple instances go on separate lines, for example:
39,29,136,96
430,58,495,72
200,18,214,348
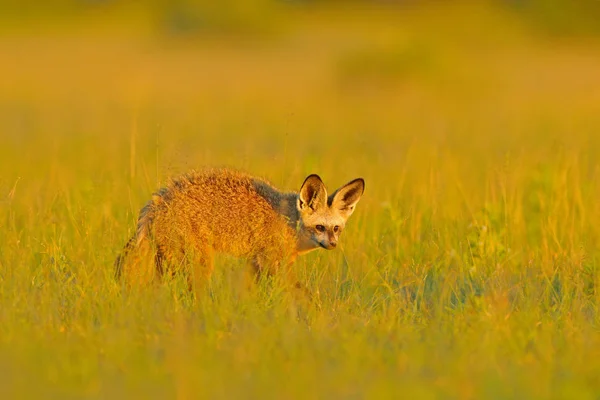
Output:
2,2,600,398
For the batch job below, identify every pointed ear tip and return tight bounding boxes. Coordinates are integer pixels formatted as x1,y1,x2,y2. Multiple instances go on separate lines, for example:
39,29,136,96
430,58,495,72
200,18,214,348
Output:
302,174,324,185
354,177,365,190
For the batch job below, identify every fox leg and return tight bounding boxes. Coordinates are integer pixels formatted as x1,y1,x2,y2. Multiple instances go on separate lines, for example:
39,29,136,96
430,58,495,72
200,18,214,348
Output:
120,237,157,288
243,257,264,294
251,250,313,302
286,266,314,303
187,244,214,294
249,256,270,283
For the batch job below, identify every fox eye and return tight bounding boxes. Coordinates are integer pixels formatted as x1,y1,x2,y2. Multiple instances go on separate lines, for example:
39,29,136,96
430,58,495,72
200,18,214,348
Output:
333,225,339,233
315,225,325,232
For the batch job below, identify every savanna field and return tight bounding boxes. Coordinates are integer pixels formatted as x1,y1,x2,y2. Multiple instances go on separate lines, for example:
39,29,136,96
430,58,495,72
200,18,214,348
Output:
2,1,600,398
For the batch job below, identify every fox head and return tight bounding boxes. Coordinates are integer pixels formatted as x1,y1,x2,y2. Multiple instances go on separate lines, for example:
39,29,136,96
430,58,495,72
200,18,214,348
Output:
296,174,365,253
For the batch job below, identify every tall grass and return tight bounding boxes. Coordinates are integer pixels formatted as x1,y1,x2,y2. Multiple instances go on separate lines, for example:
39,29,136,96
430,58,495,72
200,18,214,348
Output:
1,2,600,398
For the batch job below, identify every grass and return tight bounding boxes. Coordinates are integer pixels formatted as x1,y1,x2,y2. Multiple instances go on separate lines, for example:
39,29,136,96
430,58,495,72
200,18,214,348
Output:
2,2,600,398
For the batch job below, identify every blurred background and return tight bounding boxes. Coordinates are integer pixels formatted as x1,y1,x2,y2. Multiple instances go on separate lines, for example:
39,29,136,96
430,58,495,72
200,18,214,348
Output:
2,0,600,211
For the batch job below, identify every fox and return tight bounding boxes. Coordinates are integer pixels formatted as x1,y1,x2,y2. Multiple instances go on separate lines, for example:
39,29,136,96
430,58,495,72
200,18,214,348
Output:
115,168,364,296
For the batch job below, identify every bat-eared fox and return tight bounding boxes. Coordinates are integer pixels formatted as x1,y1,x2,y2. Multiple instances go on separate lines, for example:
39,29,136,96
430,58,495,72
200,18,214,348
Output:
115,168,364,297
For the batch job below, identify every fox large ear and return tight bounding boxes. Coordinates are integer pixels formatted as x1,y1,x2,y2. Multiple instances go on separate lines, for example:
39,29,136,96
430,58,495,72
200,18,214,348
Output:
298,174,327,212
329,178,365,219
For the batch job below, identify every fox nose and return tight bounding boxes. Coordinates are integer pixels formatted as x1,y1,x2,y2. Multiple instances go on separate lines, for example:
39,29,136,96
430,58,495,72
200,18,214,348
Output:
329,241,337,248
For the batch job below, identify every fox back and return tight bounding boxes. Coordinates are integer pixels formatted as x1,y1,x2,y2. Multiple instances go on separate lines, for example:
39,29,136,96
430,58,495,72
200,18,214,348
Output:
115,168,364,289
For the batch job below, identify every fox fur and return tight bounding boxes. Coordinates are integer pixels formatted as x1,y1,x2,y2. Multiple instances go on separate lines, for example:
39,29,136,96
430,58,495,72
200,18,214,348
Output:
115,168,364,293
